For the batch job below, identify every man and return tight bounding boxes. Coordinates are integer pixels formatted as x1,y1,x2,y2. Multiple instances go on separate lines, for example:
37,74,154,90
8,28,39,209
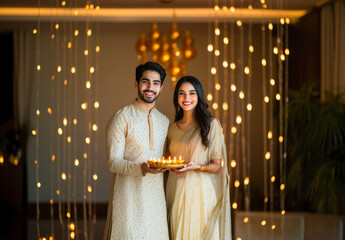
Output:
104,62,170,240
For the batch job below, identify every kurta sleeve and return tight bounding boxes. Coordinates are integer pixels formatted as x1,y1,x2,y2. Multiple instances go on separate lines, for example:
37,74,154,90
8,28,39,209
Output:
209,118,224,160
106,112,143,177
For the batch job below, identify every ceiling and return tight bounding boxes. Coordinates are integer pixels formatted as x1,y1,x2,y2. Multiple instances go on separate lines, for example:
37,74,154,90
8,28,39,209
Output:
0,0,324,10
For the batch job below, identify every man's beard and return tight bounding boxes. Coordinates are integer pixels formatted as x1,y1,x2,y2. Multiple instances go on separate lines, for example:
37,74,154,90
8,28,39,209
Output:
138,89,160,103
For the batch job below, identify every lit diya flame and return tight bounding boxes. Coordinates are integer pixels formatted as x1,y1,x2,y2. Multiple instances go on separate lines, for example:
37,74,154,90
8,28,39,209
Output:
148,156,184,166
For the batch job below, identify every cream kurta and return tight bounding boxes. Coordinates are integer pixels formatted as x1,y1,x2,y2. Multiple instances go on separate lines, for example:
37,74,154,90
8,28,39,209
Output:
104,100,170,240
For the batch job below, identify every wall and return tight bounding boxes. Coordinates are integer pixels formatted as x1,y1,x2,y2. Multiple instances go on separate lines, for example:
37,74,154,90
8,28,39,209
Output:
0,20,271,207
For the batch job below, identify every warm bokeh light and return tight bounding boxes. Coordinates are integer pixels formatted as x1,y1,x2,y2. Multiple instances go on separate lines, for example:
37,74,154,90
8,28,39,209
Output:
211,67,217,75
244,177,249,185
265,152,271,160
247,103,252,111
268,131,272,139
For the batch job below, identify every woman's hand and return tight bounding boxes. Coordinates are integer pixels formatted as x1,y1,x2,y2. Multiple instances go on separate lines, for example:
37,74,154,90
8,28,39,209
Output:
170,162,200,175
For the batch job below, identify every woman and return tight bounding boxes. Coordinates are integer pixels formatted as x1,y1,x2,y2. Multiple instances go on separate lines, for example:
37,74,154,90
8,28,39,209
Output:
166,76,231,240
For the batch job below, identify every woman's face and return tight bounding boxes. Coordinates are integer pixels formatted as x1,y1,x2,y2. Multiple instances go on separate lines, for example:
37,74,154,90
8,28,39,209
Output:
177,82,198,111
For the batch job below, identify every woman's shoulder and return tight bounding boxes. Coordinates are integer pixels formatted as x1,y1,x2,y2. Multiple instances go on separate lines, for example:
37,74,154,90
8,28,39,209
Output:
209,117,222,133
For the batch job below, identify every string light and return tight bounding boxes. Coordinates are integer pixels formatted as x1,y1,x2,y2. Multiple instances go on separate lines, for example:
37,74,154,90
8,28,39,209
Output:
230,63,236,70
95,46,100,52
214,49,220,56
86,81,91,89
276,93,281,100
231,84,236,92
261,220,266,226
93,174,98,180
223,61,228,68
234,180,240,187
92,124,98,131
215,28,220,36
244,177,249,185
267,131,273,139
236,115,242,124
223,37,229,44
262,59,267,66
239,91,244,99
265,152,271,160
215,83,221,91
244,66,250,75
81,103,87,110
222,102,228,111
94,101,100,109
270,79,275,85
249,45,254,53
247,103,252,111
68,42,72,48
212,103,218,110
244,217,249,223
264,96,269,103
211,67,217,75
236,20,242,27
231,160,236,168
231,127,237,134
271,176,276,182
207,44,213,52
279,136,284,142
232,202,238,209
74,159,79,166
207,93,213,101
273,47,278,54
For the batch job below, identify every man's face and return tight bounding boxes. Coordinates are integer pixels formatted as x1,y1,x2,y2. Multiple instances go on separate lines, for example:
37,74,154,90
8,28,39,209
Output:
136,70,163,104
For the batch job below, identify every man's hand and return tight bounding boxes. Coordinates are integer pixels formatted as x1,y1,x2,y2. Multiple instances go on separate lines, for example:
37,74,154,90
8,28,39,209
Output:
141,162,167,176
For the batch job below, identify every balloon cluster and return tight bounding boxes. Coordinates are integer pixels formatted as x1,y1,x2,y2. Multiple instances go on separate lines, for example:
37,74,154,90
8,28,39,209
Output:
135,22,196,82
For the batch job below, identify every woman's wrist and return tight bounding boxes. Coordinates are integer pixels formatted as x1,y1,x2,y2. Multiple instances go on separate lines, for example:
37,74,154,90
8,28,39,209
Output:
195,164,209,173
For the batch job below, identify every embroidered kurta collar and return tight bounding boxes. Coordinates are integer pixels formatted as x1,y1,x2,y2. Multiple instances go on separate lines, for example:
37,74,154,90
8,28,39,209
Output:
133,99,156,114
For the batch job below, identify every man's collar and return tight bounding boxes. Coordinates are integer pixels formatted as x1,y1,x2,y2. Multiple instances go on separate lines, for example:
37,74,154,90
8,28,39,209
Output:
133,99,156,114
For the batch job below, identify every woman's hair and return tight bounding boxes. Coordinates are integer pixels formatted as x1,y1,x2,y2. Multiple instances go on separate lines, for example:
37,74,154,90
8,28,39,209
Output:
173,76,212,148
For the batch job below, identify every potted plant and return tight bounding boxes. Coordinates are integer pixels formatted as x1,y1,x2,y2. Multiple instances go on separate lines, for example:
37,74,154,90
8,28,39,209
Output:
287,83,345,214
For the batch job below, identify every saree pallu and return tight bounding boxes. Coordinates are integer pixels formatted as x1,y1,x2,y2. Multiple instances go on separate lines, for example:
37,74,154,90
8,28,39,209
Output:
166,119,232,240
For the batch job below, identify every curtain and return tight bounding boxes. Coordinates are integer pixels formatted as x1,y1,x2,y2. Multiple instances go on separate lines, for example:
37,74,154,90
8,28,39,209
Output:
321,0,345,100
13,30,33,131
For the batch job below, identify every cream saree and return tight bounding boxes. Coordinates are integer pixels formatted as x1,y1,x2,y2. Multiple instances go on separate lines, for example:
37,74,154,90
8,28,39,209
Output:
166,118,231,240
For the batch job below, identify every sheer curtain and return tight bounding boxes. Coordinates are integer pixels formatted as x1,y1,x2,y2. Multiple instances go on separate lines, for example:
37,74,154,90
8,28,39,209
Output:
321,0,345,100
13,30,33,132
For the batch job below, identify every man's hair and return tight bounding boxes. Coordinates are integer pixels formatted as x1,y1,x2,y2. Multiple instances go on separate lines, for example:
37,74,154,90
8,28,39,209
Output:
135,61,167,85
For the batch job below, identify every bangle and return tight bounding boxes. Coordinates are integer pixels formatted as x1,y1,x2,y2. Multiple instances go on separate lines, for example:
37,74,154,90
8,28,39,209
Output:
195,165,209,173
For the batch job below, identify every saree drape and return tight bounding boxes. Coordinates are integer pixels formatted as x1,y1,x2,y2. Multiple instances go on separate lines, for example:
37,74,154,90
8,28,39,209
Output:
166,118,231,240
